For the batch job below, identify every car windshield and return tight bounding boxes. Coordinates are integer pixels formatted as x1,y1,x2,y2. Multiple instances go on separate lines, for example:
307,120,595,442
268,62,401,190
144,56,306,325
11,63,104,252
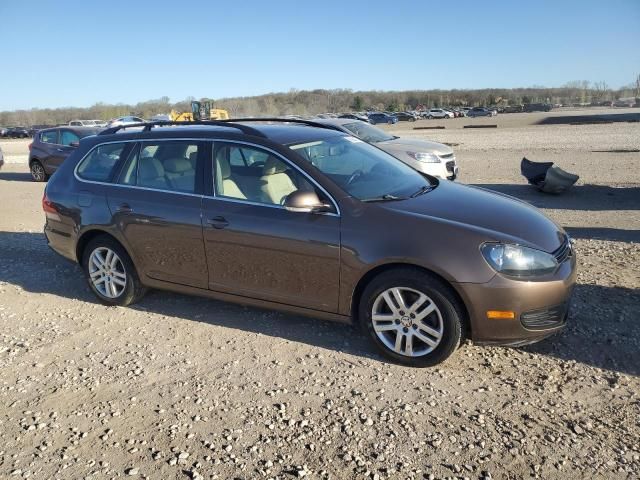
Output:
289,136,432,201
341,122,395,143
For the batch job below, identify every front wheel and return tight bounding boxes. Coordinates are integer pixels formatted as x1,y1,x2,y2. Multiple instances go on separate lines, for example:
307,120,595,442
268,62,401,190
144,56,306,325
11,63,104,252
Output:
82,235,146,306
359,269,464,367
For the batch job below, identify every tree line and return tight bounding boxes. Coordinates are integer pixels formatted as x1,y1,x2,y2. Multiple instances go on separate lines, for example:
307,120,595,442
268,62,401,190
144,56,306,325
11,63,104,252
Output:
1,78,639,127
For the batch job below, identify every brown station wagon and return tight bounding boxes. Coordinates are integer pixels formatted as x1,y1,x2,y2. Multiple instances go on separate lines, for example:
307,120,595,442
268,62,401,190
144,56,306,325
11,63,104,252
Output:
43,120,576,366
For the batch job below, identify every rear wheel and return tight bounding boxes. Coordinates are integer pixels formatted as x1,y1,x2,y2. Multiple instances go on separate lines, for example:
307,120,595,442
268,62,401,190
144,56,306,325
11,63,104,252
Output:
30,161,48,182
359,269,463,367
82,235,146,306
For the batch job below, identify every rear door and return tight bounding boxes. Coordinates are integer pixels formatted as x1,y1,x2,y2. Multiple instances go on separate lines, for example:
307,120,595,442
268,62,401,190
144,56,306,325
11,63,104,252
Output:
37,130,62,173
106,139,208,288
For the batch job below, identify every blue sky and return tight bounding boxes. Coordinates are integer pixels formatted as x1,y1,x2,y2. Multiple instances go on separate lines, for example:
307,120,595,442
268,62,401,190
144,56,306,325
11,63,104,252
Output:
0,0,638,110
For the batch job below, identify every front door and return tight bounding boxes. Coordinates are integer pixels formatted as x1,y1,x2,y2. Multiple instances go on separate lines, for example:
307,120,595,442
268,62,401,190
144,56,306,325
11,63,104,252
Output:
202,141,341,312
106,140,208,288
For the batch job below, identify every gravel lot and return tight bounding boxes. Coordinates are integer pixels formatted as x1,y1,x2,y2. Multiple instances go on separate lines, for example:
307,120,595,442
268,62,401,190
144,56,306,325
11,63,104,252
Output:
0,111,639,479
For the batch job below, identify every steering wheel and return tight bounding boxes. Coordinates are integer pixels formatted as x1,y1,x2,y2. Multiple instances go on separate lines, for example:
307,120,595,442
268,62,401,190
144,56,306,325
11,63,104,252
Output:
347,169,364,185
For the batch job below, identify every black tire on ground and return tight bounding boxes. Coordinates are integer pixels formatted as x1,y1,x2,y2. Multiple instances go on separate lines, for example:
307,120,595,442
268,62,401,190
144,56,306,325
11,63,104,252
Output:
82,235,147,307
30,161,48,182
358,268,464,367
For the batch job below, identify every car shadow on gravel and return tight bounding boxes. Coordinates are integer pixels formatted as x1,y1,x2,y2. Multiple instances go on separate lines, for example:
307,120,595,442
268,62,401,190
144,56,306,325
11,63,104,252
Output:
0,230,377,363
1,230,638,373
473,183,640,212
0,171,33,182
522,283,640,377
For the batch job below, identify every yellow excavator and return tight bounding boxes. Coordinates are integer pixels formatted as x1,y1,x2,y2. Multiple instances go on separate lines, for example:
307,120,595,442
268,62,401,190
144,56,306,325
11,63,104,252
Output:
170,100,229,122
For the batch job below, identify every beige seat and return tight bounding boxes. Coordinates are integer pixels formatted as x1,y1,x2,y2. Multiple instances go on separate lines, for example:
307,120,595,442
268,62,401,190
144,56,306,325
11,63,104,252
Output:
260,157,297,205
216,155,246,199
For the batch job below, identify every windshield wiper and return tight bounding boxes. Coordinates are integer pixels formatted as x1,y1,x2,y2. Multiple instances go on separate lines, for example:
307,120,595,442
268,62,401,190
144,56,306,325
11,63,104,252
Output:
410,184,435,198
362,194,405,202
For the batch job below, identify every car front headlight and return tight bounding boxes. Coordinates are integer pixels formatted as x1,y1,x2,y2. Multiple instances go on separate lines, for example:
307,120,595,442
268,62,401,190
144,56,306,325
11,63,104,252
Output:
407,151,441,163
481,243,558,277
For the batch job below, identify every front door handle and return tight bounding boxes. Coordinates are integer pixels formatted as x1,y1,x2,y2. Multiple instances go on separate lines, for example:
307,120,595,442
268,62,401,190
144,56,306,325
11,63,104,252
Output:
207,216,229,229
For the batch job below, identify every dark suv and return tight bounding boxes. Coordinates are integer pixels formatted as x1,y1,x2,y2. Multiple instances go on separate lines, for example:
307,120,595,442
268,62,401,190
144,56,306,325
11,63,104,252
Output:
43,120,576,366
29,126,101,181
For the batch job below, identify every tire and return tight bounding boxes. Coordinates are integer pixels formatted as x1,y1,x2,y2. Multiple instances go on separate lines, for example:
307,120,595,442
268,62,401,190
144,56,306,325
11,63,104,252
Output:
428,115,433,120
30,161,48,182
82,235,146,307
358,268,464,367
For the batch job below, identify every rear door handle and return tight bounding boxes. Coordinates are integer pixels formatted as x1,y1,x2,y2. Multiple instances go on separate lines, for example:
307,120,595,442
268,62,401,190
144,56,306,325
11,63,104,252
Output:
116,203,133,213
207,216,229,229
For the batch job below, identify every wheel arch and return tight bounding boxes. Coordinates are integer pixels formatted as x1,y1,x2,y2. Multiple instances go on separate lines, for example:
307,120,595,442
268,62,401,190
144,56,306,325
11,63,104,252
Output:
350,262,471,337
75,229,132,265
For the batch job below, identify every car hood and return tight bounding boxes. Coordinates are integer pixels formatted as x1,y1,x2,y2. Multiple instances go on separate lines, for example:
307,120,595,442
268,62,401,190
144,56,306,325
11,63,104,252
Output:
377,137,453,156
382,181,565,252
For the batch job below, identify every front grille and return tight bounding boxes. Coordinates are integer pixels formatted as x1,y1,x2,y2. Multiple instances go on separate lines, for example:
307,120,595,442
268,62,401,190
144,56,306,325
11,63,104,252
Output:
439,153,454,160
521,303,568,330
446,161,455,173
552,236,572,264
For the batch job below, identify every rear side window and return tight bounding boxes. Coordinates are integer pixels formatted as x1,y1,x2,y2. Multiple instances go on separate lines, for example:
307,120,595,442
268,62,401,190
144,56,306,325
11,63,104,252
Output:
77,143,127,182
40,131,58,144
117,141,198,193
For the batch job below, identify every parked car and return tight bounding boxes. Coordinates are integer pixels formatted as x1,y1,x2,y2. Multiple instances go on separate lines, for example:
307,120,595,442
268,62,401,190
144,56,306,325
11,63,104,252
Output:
7,127,31,138
523,103,553,112
29,126,101,181
107,116,145,128
338,113,370,122
91,120,108,127
466,107,495,117
315,118,458,180
503,105,524,113
393,112,418,122
425,109,454,119
69,120,98,127
0,127,9,137
368,112,398,125
43,120,576,366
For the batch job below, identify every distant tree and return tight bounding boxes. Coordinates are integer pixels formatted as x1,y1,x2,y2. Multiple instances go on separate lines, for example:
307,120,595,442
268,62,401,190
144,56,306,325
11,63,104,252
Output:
351,95,364,111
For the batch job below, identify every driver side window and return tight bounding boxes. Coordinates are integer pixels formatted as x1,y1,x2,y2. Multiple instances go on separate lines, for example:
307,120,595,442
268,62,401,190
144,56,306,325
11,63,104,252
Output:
214,144,316,206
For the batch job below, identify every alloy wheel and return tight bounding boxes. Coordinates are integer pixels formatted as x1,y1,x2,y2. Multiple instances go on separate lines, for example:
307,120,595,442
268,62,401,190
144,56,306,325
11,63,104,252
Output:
88,247,127,298
371,287,443,357
31,163,45,181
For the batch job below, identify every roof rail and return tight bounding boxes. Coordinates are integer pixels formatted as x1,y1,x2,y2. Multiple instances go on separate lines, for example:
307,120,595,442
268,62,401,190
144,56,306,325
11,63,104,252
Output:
98,120,267,138
222,117,344,133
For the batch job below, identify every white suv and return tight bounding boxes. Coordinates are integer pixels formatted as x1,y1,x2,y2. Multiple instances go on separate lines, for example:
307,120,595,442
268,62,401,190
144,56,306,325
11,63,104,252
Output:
424,109,454,119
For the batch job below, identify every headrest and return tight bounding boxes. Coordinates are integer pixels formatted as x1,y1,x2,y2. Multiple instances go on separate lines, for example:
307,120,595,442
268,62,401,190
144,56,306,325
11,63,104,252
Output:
139,157,164,179
217,156,231,179
164,158,191,173
262,157,288,175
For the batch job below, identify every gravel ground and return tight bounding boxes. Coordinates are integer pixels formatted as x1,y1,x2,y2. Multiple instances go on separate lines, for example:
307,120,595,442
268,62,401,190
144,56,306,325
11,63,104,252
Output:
0,112,639,479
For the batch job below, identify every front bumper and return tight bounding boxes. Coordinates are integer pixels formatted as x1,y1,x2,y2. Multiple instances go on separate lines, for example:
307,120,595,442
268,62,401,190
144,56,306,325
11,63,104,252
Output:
454,252,576,345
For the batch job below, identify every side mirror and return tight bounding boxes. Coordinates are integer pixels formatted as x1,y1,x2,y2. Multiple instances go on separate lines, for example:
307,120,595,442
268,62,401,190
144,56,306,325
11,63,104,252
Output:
283,190,331,214
70,141,80,148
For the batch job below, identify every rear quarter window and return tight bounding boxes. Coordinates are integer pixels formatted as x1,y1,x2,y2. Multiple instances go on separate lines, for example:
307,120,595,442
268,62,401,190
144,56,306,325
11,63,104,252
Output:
40,131,58,144
76,143,127,182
